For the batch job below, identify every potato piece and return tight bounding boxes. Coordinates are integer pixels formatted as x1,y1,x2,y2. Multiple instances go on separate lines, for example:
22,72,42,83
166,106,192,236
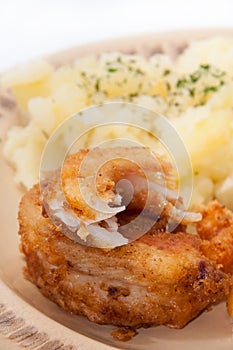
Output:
1,60,54,110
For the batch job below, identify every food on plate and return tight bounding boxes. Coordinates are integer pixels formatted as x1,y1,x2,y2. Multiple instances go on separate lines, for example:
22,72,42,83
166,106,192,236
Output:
2,37,233,211
2,35,233,338
19,147,232,333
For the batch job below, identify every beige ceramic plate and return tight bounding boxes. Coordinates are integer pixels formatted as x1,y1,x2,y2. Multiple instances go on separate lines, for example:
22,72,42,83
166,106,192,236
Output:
1,28,233,350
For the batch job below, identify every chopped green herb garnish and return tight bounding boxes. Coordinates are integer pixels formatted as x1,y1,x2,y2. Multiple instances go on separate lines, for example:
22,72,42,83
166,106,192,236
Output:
95,79,100,92
135,68,144,75
166,82,171,91
108,67,118,73
176,79,188,88
190,71,201,83
129,93,138,98
189,87,195,97
163,69,170,76
194,101,205,107
200,64,210,70
203,86,218,93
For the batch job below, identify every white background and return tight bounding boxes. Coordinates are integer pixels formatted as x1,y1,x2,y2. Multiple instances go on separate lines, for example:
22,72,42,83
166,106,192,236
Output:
0,0,232,71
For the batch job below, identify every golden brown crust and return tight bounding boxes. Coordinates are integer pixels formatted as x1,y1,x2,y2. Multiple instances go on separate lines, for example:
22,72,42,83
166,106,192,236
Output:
18,185,232,329
196,201,233,273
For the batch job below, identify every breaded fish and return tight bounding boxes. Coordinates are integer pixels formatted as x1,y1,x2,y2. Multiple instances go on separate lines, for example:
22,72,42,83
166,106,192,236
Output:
19,184,231,329
197,200,233,274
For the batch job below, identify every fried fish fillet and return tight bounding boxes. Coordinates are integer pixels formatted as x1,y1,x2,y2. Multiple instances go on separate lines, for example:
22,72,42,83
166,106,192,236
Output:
18,185,232,329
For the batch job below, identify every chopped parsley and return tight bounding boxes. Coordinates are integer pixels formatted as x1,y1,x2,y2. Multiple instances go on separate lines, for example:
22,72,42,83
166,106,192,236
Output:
166,82,171,91
108,67,118,73
129,93,138,98
200,64,210,70
203,86,218,94
190,71,201,83
189,87,195,97
172,64,227,109
135,68,144,75
95,79,100,92
163,69,170,76
176,79,188,88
